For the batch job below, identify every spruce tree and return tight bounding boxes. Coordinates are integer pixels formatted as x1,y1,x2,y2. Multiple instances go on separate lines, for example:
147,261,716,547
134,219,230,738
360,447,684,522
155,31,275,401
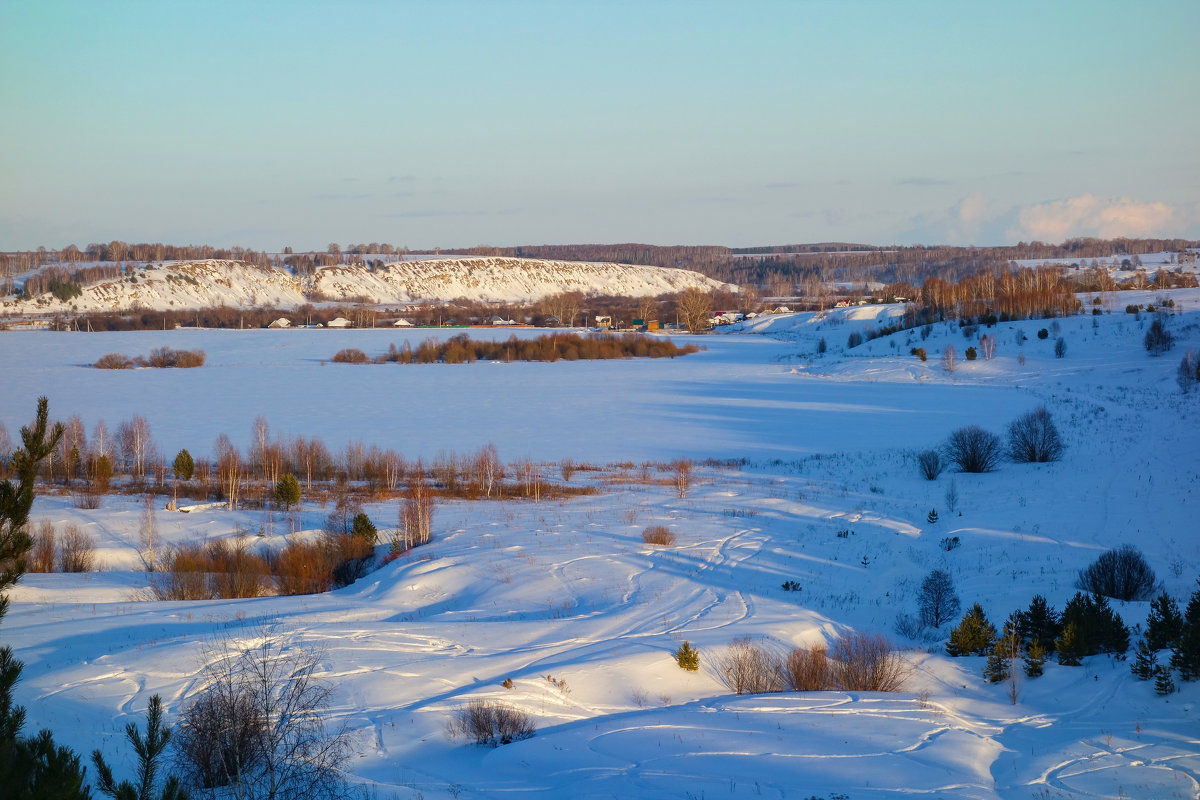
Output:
172,449,194,482
1056,621,1083,666
1171,582,1200,681
1023,640,1047,678
1145,591,1183,651
1131,639,1157,680
273,472,301,511
984,622,1021,683
674,641,700,671
1017,594,1060,653
946,603,997,656
1154,664,1176,696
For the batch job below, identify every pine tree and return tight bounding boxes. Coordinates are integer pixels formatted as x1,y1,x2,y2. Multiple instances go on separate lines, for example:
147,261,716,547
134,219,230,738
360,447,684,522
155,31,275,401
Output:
172,449,194,482
984,622,1021,683
1154,664,1176,696
1171,582,1200,681
1056,621,1083,666
675,641,700,671
946,603,997,657
1023,640,1047,678
273,473,301,511
92,694,188,800
1017,594,1061,653
0,398,86,798
927,508,939,524
1145,591,1183,651
1131,639,1157,680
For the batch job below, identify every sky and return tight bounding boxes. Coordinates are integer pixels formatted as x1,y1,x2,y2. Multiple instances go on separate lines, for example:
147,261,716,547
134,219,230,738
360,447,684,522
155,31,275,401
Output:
2,0,1198,251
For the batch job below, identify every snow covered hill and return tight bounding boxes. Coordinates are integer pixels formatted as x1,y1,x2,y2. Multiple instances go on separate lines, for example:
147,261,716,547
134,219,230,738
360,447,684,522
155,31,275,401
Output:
0,257,733,314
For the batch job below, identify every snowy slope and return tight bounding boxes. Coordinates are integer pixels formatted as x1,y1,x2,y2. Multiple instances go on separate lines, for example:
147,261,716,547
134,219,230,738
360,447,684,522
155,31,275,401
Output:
0,257,733,314
3,288,1199,799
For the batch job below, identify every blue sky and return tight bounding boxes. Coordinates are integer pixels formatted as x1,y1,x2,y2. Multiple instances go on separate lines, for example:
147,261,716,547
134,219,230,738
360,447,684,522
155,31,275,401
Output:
2,0,1197,250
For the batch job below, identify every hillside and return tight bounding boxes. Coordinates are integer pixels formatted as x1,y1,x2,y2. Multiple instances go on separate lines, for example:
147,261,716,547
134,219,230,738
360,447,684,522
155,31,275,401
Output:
0,257,733,314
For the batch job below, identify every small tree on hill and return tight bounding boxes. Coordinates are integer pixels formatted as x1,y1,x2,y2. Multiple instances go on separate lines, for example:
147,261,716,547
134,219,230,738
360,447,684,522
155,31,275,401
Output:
917,568,960,629
92,694,187,800
1015,594,1060,653
946,603,997,656
674,641,700,671
1171,582,1200,681
1076,544,1158,602
1144,317,1173,355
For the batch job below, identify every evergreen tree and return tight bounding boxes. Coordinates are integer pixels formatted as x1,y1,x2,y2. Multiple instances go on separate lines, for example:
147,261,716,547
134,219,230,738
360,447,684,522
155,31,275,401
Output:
92,694,188,800
675,641,700,671
1056,621,1083,666
926,508,938,524
1023,640,1047,678
172,449,194,482
1131,639,1157,680
273,472,301,511
946,603,997,657
1154,664,1176,696
1057,592,1129,658
1145,591,1183,651
1171,582,1200,681
351,512,377,543
0,399,87,798
984,621,1021,683
1016,594,1061,653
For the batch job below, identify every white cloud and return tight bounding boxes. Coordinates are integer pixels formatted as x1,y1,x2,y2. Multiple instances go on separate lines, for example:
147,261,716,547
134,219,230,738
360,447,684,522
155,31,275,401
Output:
1007,195,1179,242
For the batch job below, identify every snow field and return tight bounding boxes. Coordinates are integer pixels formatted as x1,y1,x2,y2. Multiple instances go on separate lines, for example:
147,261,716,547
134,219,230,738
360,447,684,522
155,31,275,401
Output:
2,288,1200,798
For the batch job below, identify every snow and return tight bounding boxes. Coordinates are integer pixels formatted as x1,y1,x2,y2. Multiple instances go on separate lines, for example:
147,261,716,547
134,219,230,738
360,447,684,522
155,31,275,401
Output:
3,288,1200,798
1,257,734,314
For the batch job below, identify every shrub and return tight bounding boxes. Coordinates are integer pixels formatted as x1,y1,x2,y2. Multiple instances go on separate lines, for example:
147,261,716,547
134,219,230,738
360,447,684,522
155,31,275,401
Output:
449,700,536,747
94,352,135,369
29,519,56,573
1007,406,1064,463
642,525,676,546
917,568,960,629
965,346,977,361
940,535,960,551
1037,328,1049,339
847,331,863,348
674,641,700,671
831,632,908,692
1054,337,1066,358
57,523,95,572
331,348,370,364
1144,317,1173,355
1076,544,1158,602
917,449,942,480
784,645,831,691
716,637,785,694
174,632,353,795
944,425,1002,473
911,347,927,362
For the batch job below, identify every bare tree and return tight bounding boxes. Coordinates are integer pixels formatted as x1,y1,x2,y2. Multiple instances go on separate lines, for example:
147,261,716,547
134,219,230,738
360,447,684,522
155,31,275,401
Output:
174,630,353,800
673,458,693,499
636,295,659,325
139,494,160,571
941,345,957,374
917,568,960,628
118,415,154,481
676,288,713,334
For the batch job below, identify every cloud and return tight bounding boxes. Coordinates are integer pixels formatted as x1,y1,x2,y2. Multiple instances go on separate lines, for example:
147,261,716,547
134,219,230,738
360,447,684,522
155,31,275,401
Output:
1007,195,1179,241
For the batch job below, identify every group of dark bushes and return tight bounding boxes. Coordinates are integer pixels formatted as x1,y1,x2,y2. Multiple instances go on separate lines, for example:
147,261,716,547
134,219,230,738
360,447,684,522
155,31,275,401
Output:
94,347,206,369
919,405,1063,478
332,332,699,365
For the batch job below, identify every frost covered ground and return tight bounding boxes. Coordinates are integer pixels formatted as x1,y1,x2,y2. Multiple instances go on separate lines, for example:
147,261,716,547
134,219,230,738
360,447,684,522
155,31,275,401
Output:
3,289,1200,799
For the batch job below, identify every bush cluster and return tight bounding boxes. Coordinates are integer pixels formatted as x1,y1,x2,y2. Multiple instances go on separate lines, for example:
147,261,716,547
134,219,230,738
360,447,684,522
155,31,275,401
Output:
93,347,206,369
448,700,536,747
336,332,699,365
715,633,908,695
641,525,676,546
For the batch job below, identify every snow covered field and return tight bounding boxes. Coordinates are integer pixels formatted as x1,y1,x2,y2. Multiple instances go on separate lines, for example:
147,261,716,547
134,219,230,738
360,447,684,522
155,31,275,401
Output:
3,289,1200,799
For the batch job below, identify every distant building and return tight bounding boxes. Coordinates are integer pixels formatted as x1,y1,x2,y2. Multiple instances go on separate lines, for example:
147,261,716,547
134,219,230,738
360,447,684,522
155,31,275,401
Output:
267,317,292,328
327,317,351,328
